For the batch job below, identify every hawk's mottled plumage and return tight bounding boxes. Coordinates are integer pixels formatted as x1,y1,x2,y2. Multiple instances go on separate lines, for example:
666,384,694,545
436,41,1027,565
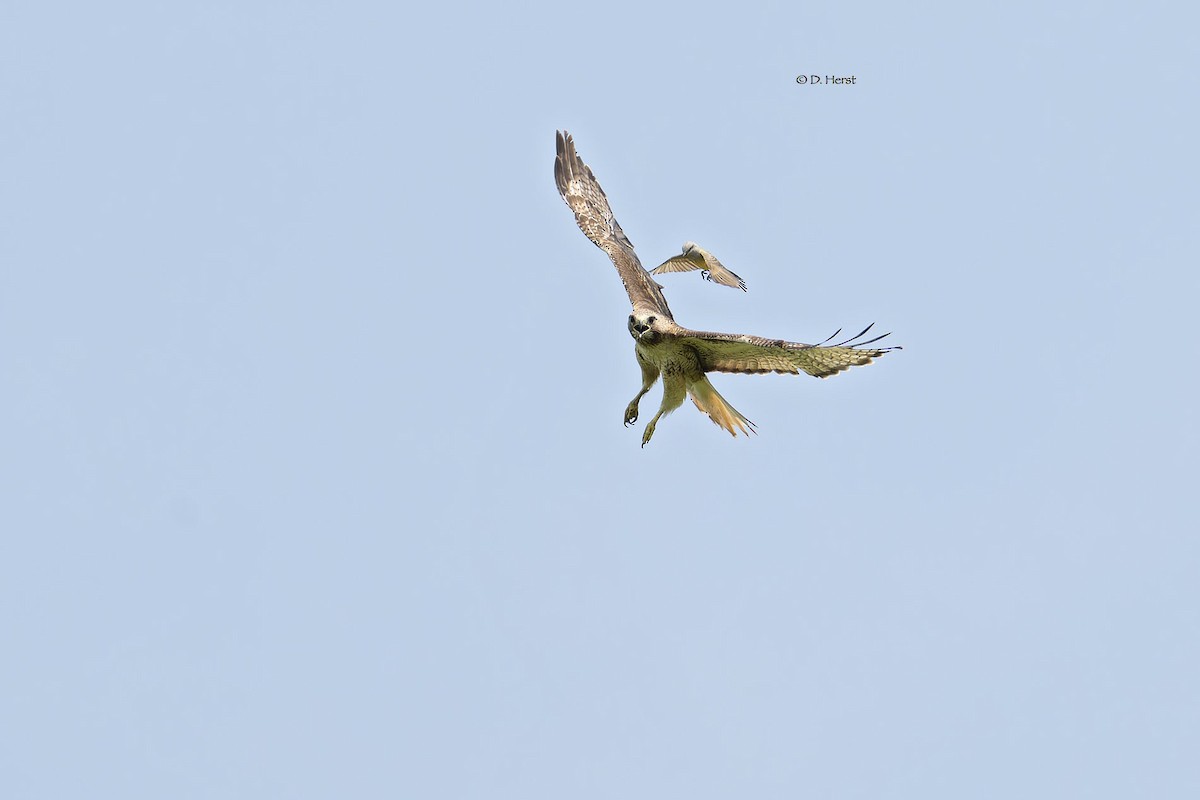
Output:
554,130,898,446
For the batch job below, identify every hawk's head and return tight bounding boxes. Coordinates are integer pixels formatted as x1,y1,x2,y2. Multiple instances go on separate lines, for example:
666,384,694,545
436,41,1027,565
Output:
628,311,664,343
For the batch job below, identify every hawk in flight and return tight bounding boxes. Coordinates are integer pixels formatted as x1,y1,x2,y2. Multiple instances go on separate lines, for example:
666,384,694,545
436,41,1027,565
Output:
554,131,898,446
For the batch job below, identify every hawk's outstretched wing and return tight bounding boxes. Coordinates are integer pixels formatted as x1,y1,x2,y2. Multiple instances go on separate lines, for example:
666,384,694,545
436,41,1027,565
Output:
555,131,673,318
652,243,747,291
678,324,899,378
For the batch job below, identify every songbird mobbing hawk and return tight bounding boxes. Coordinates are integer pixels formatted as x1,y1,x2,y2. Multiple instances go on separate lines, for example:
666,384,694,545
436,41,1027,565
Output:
553,130,898,446
652,242,747,291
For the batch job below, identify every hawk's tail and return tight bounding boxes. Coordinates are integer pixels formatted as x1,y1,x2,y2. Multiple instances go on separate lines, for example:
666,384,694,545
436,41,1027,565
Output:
688,376,756,438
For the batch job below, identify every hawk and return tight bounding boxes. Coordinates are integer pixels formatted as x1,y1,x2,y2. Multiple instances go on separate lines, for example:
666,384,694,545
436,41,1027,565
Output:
652,241,747,291
554,131,898,446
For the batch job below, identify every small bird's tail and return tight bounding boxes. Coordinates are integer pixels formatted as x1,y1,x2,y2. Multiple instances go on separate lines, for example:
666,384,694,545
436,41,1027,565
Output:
688,376,756,437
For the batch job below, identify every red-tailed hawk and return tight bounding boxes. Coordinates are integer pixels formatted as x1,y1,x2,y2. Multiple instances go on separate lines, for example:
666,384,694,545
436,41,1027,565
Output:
554,131,898,446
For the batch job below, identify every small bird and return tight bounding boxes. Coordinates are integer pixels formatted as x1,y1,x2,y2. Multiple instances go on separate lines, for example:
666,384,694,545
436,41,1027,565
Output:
652,242,747,291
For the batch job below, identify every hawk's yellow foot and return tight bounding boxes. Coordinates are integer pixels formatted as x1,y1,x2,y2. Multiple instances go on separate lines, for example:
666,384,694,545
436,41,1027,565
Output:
641,420,658,447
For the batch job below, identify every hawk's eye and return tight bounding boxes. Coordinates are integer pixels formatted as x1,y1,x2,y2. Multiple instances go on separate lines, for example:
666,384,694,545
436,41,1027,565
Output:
647,316,657,325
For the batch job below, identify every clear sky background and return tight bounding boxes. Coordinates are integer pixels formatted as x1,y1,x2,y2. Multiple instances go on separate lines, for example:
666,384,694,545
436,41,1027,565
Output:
3,1,1197,797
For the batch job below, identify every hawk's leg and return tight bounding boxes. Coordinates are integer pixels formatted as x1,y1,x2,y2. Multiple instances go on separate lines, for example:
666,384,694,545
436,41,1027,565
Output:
625,350,660,427
641,372,687,448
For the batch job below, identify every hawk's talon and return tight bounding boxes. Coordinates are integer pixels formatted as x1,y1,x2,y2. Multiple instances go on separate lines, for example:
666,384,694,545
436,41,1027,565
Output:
624,403,639,426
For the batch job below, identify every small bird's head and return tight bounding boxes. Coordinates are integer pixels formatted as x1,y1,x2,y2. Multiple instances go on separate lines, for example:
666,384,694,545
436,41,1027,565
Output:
628,311,663,342
682,241,698,254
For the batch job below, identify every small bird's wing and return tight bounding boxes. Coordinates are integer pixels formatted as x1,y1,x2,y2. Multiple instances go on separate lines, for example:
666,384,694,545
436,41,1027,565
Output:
677,323,899,378
555,131,672,318
651,246,747,291
651,249,707,275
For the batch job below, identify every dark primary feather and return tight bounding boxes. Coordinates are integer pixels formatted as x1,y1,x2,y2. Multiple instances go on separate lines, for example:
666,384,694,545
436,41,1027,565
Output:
820,322,895,349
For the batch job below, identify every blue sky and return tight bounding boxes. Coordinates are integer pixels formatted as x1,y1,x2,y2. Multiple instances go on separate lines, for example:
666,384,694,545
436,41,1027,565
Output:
3,1,1197,797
